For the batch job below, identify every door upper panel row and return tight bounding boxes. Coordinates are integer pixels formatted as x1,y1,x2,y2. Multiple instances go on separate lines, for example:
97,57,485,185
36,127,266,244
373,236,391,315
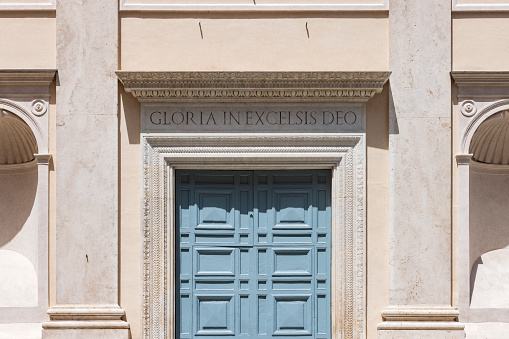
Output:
177,170,331,247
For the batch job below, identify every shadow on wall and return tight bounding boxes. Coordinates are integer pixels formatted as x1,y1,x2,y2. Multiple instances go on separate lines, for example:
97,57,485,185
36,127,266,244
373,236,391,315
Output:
120,85,141,145
469,161,509,307
0,163,38,246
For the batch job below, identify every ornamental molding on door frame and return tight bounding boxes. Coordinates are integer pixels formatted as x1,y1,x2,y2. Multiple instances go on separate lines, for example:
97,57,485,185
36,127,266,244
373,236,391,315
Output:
116,71,390,103
142,133,366,339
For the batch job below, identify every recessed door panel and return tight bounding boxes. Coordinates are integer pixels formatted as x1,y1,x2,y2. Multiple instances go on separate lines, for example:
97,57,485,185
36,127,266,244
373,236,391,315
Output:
176,170,331,338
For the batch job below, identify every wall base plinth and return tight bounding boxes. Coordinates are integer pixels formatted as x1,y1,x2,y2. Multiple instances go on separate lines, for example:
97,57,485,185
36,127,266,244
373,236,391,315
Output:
378,307,465,338
42,306,129,339
378,328,465,339
42,328,129,339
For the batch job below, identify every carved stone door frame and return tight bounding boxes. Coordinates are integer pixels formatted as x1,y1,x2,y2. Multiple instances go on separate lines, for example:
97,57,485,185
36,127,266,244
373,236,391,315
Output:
116,71,391,339
140,133,364,339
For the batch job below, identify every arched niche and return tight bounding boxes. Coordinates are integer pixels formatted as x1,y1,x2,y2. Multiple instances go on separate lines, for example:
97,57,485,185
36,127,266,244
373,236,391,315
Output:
460,99,509,155
453,71,509,325
0,98,47,154
468,138,509,309
0,70,54,325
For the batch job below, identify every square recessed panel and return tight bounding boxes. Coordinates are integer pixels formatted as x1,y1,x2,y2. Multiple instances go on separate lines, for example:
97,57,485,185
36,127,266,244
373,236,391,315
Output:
197,191,234,229
273,249,312,276
274,191,312,229
195,248,235,276
196,295,234,335
274,295,312,336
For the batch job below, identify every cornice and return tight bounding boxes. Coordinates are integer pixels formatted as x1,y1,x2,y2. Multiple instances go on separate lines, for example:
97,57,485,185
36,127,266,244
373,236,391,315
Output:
451,71,509,87
0,70,56,99
0,70,56,87
116,71,391,103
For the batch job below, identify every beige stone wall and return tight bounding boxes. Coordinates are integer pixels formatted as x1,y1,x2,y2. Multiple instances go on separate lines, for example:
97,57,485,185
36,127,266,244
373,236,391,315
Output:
120,12,388,71
124,0,381,4
119,87,142,337
0,12,55,68
456,0,509,4
453,13,509,70
49,84,57,307
366,83,389,339
452,87,459,308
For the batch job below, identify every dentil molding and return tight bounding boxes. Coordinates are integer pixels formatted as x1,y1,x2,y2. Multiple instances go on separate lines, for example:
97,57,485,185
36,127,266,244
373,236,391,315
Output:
116,71,390,103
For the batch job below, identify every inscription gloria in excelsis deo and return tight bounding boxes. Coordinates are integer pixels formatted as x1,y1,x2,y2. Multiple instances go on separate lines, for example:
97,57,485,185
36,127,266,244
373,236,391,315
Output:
150,110,357,126
142,104,364,133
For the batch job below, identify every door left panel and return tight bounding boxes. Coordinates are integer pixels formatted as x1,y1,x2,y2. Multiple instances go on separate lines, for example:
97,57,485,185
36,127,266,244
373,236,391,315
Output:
176,171,254,338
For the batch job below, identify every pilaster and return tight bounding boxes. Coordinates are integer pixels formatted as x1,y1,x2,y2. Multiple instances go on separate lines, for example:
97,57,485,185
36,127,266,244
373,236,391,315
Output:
378,0,464,336
42,0,129,337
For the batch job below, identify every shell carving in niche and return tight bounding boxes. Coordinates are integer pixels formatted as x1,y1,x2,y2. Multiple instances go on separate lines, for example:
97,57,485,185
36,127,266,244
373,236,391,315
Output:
470,112,509,165
0,110,38,165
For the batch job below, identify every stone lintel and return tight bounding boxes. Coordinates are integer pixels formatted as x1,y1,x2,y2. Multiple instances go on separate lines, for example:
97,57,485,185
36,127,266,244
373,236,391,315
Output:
452,71,509,99
451,71,509,87
0,70,56,99
116,71,391,103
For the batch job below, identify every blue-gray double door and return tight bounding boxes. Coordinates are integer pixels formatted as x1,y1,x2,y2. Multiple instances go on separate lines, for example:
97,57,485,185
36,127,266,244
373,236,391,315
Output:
176,170,331,338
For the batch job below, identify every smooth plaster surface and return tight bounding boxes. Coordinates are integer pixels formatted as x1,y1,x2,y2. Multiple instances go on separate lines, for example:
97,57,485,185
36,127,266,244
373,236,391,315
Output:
366,84,390,339
0,323,42,339
119,87,141,338
458,0,509,4
124,0,380,4
453,14,509,71
0,12,55,69
469,163,509,309
465,322,509,338
120,13,388,71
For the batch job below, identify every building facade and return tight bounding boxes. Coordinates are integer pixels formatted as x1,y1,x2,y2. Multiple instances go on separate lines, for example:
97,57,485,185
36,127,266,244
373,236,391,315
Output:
1,0,509,338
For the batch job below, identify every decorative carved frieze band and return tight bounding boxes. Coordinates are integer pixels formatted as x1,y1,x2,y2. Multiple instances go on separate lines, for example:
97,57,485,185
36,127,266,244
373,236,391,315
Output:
116,71,390,103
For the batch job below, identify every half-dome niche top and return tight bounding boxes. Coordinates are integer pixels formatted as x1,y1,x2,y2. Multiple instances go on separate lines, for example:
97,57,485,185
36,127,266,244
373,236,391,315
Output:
470,112,509,165
0,110,38,165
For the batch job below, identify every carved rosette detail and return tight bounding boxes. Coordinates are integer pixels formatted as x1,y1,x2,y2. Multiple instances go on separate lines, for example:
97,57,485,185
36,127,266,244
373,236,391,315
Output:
461,100,477,117
31,99,48,116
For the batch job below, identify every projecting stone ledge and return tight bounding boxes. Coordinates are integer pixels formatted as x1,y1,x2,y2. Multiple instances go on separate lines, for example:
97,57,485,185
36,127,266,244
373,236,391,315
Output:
116,71,391,103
